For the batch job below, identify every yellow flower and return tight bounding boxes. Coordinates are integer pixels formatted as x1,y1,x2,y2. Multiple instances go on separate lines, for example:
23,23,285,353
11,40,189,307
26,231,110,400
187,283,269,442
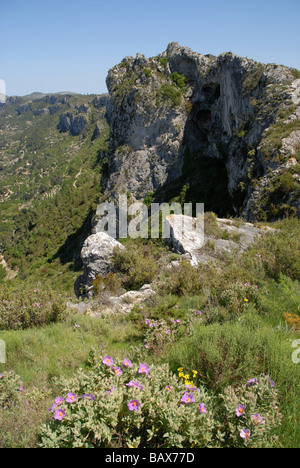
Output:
192,370,198,374
244,298,249,302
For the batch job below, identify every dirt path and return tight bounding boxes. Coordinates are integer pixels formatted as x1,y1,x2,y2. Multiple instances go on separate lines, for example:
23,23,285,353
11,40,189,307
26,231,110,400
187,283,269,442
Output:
0,253,18,280
73,168,82,188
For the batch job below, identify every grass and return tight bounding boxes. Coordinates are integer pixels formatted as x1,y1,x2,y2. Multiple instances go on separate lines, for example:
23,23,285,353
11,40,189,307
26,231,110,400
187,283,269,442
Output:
0,217,299,448
0,314,143,388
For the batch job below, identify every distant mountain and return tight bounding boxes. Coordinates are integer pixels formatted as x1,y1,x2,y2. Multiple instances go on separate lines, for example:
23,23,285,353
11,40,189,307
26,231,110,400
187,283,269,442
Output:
0,91,111,285
0,43,299,288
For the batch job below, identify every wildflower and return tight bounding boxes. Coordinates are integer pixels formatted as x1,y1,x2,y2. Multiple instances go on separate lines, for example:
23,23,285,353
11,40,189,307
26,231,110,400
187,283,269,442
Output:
35,303,40,307
128,399,141,411
181,393,195,404
138,363,150,374
106,388,116,395
165,329,170,334
186,384,200,392
18,383,24,392
74,324,80,328
103,355,114,367
197,310,202,315
54,409,66,421
113,367,123,376
123,358,133,368
165,385,172,391
251,413,265,425
268,376,275,388
199,403,207,414
81,394,96,400
240,428,251,441
66,393,77,403
55,396,64,406
244,298,249,303
176,319,181,323
247,378,258,387
235,404,246,417
126,380,144,390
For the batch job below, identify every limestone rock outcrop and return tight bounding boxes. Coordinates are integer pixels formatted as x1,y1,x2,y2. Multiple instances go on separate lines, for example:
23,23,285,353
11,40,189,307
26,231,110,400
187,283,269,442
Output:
165,214,274,266
74,232,124,297
101,42,299,221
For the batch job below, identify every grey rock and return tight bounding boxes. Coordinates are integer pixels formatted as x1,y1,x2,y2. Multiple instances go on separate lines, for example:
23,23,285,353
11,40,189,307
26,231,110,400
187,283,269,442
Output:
100,42,299,220
74,232,125,297
164,214,274,266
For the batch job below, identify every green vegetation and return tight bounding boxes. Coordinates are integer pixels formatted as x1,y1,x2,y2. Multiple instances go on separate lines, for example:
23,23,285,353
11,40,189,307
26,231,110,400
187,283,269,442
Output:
0,93,110,292
0,216,299,447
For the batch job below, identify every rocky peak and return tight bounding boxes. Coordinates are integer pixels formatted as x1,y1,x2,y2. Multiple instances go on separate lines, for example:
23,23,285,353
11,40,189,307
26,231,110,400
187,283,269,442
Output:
101,43,299,221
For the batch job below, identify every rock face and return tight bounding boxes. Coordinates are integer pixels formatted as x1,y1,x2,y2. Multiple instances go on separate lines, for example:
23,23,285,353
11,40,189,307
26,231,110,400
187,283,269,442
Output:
58,112,89,135
101,42,299,221
164,214,205,266
74,232,124,297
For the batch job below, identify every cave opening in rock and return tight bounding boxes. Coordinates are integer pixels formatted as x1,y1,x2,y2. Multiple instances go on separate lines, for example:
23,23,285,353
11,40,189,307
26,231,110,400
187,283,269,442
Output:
179,102,235,217
196,109,212,126
202,83,221,103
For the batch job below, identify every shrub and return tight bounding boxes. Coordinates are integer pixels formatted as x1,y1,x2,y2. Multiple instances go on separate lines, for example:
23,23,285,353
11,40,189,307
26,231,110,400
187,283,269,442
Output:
0,284,67,330
113,243,160,290
92,272,123,296
0,371,24,409
40,355,219,448
170,72,186,90
216,281,264,319
220,374,282,448
161,260,204,296
39,354,282,448
165,315,300,393
160,84,182,107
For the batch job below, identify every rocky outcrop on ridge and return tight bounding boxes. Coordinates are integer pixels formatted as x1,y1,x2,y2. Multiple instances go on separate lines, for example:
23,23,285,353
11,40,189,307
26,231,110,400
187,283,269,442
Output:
101,42,299,221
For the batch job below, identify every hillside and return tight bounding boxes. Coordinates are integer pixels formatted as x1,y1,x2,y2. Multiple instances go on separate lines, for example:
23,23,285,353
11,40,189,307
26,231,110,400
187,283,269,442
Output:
0,92,110,287
102,42,300,221
0,44,299,449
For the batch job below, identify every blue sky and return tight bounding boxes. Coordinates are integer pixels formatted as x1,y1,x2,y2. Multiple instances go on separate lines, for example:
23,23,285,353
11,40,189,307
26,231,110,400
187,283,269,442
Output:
1,0,299,96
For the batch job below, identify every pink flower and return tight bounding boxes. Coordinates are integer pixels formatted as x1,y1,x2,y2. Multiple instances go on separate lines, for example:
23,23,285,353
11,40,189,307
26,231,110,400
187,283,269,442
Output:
181,393,196,404
66,392,77,403
123,358,133,367
54,409,66,421
55,396,64,406
240,428,251,441
235,404,246,417
138,363,150,374
127,399,141,411
113,367,123,376
199,403,207,414
103,355,114,367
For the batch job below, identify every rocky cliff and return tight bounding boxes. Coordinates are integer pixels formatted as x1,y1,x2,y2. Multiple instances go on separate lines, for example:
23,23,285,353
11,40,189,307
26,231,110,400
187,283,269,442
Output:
102,42,300,221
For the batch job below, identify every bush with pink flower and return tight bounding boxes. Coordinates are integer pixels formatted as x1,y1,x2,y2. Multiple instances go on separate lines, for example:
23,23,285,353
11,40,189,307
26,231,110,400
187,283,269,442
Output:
39,353,282,448
40,354,218,448
220,374,282,447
